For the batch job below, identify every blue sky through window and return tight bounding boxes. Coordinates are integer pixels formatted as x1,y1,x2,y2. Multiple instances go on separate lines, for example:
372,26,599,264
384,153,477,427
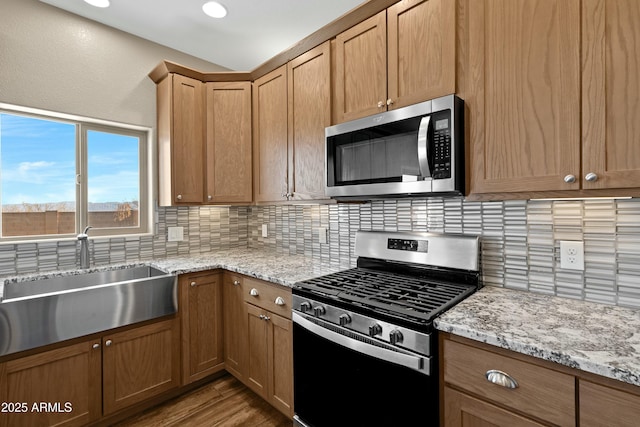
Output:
0,113,139,209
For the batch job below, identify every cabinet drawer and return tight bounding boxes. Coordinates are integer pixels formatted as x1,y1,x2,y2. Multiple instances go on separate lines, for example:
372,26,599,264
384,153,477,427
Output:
443,339,575,427
243,277,291,319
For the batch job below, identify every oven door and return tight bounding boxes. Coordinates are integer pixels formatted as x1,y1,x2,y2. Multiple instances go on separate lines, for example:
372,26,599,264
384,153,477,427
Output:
292,312,438,427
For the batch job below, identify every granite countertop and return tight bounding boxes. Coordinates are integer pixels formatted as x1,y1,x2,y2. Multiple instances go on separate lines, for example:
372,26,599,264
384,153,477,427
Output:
435,286,640,387
3,250,640,389
0,247,342,300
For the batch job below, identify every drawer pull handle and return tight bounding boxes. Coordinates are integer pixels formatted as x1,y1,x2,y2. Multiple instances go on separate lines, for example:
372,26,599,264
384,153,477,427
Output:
250,288,259,297
485,370,518,389
274,296,286,306
233,280,241,286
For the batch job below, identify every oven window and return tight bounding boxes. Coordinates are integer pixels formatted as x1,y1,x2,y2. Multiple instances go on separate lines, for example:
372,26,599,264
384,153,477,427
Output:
327,116,423,186
293,322,438,426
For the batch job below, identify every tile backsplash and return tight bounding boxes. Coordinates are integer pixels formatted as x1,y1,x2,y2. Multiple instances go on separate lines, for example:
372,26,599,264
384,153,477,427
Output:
2,198,640,309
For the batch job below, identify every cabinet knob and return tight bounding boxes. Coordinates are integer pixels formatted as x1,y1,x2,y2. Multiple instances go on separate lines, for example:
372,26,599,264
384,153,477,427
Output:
250,288,259,297
274,296,286,306
377,101,385,108
105,339,113,347
207,195,212,201
233,280,241,286
564,174,576,183
92,343,100,349
386,98,394,106
485,369,519,389
176,194,183,200
190,281,197,287
585,172,599,182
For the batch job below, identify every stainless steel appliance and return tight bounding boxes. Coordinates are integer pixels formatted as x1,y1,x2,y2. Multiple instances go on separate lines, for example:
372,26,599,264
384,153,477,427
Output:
325,95,464,199
292,231,480,427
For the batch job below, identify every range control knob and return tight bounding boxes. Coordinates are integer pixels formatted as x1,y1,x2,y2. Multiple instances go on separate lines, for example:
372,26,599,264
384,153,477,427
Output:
338,314,352,326
299,301,312,313
313,306,326,317
389,329,404,345
369,323,383,337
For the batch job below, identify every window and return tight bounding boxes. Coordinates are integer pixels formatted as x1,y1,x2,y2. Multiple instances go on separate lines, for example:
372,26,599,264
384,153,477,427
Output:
0,104,152,241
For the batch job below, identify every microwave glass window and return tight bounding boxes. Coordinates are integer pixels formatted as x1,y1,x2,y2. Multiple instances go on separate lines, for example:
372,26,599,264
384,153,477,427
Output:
331,116,424,185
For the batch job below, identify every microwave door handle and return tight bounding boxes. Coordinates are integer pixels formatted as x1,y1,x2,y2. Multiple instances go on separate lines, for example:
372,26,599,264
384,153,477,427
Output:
418,115,432,179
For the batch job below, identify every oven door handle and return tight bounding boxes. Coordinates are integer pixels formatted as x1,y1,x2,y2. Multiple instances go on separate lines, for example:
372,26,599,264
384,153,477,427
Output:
293,312,430,375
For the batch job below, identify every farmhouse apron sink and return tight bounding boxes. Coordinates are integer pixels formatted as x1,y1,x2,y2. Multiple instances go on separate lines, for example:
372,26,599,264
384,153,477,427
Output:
0,266,176,356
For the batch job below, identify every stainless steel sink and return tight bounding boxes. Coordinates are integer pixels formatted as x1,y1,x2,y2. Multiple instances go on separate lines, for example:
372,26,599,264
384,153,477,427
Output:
0,266,177,357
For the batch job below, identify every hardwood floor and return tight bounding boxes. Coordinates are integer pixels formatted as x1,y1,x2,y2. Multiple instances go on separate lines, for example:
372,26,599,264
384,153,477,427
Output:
114,374,293,427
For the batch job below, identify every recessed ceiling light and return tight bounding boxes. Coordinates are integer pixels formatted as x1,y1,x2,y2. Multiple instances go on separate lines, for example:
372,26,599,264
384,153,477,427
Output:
84,0,110,7
202,1,227,18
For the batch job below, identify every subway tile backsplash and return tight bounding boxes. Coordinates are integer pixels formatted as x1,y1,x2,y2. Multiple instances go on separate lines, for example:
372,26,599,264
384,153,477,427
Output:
2,198,640,309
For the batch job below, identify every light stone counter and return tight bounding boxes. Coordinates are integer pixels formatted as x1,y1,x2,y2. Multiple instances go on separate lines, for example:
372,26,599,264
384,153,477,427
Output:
435,286,640,387
0,248,342,300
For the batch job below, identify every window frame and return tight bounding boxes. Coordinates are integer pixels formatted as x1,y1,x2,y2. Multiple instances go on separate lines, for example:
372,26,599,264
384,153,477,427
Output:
0,102,154,243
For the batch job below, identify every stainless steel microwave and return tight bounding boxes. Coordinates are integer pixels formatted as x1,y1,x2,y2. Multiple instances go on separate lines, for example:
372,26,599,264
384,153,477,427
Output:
325,94,464,199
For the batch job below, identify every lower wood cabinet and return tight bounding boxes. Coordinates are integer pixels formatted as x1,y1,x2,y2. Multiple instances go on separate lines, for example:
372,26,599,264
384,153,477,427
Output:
0,340,101,427
579,379,640,427
0,317,180,426
222,272,248,381
243,277,293,418
103,318,181,415
180,271,225,385
442,333,640,427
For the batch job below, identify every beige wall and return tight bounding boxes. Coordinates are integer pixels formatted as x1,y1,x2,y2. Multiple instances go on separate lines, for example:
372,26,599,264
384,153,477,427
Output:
0,0,228,127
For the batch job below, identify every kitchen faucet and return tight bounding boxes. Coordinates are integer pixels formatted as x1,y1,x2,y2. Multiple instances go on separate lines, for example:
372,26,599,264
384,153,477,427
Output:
77,226,93,269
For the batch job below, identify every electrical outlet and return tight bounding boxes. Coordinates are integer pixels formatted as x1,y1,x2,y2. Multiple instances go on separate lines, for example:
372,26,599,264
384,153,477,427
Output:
560,241,584,271
167,226,184,242
262,224,268,238
318,227,328,244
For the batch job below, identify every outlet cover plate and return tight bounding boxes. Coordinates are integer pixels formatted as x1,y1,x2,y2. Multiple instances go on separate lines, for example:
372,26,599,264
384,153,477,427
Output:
167,226,184,242
261,224,268,238
560,240,584,271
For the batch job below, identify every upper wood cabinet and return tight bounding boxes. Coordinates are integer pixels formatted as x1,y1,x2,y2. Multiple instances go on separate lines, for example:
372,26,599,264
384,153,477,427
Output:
158,74,206,205
253,65,289,202
468,0,640,197
254,42,331,202
287,42,331,200
205,82,253,203
156,74,252,205
581,0,640,190
334,0,456,123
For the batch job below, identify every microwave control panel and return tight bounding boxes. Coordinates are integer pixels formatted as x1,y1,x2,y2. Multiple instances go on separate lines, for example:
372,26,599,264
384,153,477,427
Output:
432,111,451,179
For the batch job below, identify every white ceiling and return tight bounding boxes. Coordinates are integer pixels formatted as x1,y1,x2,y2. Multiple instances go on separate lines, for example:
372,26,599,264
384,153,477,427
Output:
40,0,366,71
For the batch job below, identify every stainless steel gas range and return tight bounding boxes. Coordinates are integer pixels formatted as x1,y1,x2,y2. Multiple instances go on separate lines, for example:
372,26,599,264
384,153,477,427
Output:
292,230,480,427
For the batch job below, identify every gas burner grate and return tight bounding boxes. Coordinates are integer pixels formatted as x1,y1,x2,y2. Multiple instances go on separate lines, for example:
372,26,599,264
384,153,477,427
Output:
295,268,476,322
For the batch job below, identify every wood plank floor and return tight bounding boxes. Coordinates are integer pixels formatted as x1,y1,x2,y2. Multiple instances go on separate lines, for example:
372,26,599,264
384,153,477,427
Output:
114,374,293,427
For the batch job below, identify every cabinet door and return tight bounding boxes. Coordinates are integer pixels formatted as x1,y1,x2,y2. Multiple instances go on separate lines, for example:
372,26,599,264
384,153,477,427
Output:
579,380,640,427
468,0,581,194
0,340,101,427
387,0,456,109
287,41,331,200
253,66,289,202
245,303,269,399
334,10,387,123
582,0,640,189
205,81,253,203
222,273,248,380
171,74,205,204
102,318,180,415
444,387,545,427
268,312,293,418
180,273,224,385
